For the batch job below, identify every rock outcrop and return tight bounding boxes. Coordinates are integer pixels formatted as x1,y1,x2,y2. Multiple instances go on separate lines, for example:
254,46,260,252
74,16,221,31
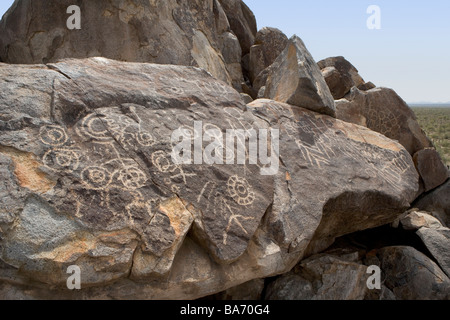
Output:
0,0,251,91
0,57,419,299
265,253,370,300
0,0,447,302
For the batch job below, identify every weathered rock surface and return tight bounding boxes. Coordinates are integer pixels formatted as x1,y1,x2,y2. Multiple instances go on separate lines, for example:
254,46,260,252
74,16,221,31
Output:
318,56,365,100
413,148,449,192
358,81,376,91
249,27,288,83
416,227,450,278
415,179,450,227
400,210,443,231
336,87,433,155
0,0,252,91
263,36,336,117
377,246,450,300
0,58,419,299
265,253,369,300
249,99,418,256
208,279,265,300
218,0,257,56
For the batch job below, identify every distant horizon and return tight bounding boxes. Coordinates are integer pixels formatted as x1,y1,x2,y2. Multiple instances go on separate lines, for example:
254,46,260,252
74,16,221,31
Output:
408,103,450,107
1,1,450,104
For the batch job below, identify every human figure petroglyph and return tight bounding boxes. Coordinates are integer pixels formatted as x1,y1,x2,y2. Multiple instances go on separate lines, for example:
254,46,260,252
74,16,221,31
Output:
197,175,256,245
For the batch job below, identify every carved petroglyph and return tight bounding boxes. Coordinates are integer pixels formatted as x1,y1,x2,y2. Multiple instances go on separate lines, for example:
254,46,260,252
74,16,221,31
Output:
227,175,255,206
42,148,80,172
261,102,412,193
40,125,80,173
198,175,256,245
38,111,179,254
40,125,69,147
152,150,196,184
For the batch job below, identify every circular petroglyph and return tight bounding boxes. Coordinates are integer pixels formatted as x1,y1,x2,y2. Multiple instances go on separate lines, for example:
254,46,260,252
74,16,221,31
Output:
40,125,68,147
118,166,147,190
80,113,114,142
136,131,155,147
227,175,255,206
42,148,80,171
152,151,178,173
81,166,112,190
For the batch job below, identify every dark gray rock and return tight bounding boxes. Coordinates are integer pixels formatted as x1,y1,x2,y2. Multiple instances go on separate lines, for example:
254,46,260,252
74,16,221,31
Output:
413,148,449,192
415,179,450,227
265,254,369,300
377,246,450,300
0,0,248,90
416,227,450,278
0,59,420,299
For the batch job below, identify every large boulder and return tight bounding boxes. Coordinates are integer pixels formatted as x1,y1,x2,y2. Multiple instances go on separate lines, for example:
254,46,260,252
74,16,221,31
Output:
248,27,288,83
413,148,449,192
416,227,450,278
377,246,450,300
263,36,336,117
318,56,365,100
0,0,247,90
336,87,433,155
414,179,450,227
0,59,419,299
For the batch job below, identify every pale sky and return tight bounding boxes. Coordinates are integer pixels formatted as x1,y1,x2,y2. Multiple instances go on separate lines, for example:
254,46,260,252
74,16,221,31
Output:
1,0,449,103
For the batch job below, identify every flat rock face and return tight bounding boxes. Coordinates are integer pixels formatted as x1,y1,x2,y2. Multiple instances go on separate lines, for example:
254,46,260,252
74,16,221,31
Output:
263,36,336,117
413,148,449,192
416,227,450,278
377,246,450,300
414,179,450,228
0,59,419,299
336,87,432,155
0,0,248,90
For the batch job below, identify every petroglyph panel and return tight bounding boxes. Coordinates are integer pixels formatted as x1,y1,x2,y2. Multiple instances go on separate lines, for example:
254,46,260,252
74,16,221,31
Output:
37,99,273,264
248,99,418,252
